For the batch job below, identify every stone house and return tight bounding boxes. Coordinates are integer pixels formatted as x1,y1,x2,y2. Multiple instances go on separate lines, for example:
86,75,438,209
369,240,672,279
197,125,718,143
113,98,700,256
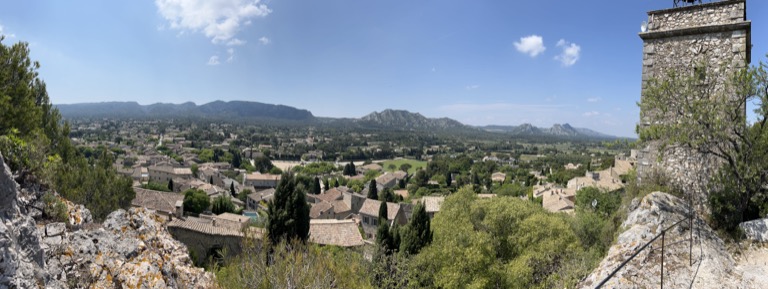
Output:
148,165,193,184
358,199,407,240
243,173,281,189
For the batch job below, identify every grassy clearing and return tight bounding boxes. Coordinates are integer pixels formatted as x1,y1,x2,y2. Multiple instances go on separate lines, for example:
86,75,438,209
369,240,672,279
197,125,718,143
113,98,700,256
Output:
378,159,427,174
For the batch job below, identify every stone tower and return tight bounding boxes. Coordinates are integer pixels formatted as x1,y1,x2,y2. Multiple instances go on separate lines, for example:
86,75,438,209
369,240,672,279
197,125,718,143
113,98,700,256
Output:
636,0,751,203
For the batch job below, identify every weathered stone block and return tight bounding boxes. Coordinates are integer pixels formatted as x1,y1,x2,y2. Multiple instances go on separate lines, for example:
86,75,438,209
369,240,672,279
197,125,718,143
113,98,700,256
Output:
45,222,66,237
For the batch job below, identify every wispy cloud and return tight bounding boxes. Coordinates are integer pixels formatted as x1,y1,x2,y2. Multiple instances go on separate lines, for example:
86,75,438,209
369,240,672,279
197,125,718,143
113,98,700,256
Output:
587,97,601,103
555,39,580,67
0,25,16,38
514,35,546,57
226,48,235,62
465,84,479,90
207,55,220,66
439,103,570,113
583,111,599,117
258,36,270,45
226,38,246,46
155,0,271,44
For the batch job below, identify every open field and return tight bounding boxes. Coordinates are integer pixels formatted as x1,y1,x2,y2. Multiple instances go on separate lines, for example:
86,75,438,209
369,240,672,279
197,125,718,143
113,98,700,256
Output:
378,159,427,174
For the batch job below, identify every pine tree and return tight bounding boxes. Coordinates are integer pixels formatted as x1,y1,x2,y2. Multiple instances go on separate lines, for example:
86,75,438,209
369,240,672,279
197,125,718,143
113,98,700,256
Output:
267,172,310,244
367,179,378,199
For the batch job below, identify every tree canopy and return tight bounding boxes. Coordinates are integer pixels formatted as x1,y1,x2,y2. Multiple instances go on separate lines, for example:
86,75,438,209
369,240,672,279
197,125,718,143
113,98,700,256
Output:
183,189,211,215
267,172,310,244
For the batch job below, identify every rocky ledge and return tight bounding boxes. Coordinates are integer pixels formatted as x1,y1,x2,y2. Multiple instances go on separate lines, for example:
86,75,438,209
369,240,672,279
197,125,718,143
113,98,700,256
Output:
580,192,766,289
0,152,215,288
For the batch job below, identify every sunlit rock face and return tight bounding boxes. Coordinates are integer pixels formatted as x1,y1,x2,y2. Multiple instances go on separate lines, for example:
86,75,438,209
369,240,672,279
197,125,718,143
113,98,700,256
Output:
0,152,215,289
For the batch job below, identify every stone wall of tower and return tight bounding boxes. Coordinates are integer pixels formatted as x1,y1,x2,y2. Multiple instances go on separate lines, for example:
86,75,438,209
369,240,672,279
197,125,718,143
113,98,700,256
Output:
636,0,751,208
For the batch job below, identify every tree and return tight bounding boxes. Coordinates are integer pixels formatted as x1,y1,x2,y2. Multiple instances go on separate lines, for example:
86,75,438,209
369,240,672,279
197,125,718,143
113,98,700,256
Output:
230,182,236,196
445,171,452,187
212,195,236,215
167,179,174,191
399,201,432,255
638,58,768,231
183,189,210,215
209,175,214,185
311,177,321,195
267,172,310,244
367,179,378,199
388,164,396,171
237,188,252,203
323,178,330,191
399,163,412,173
376,201,394,253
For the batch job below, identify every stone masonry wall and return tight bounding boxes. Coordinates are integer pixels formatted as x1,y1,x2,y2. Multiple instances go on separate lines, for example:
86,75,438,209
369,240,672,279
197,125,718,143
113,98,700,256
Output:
637,0,750,211
167,225,243,265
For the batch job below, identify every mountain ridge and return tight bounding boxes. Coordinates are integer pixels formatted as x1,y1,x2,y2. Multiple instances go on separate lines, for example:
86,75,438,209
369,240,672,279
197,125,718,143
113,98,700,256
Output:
55,101,621,139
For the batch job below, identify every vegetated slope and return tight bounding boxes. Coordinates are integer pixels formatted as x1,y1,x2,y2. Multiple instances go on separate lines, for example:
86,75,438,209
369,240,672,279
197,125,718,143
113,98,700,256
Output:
480,123,616,139
56,100,315,121
359,109,471,131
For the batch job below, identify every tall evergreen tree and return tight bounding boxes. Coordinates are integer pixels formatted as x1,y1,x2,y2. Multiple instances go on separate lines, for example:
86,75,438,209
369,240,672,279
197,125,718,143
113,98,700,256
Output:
446,171,452,187
267,172,310,244
312,177,321,195
168,179,174,191
230,182,236,196
209,175,214,185
376,201,393,253
323,178,329,191
367,179,378,199
400,202,432,255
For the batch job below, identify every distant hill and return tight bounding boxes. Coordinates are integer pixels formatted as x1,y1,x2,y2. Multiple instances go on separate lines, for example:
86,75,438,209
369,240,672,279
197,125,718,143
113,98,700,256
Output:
359,109,470,131
56,101,314,121
479,123,615,139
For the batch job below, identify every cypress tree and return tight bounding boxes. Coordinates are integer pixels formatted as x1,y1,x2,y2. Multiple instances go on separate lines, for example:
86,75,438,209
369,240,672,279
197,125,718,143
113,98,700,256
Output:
267,172,310,244
230,182,236,196
312,177,321,194
367,179,378,199
168,179,174,191
400,202,432,255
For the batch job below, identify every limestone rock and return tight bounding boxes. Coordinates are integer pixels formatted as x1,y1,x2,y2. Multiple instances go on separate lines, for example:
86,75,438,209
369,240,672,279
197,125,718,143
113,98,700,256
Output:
580,192,763,289
0,152,216,288
45,222,66,237
739,218,768,243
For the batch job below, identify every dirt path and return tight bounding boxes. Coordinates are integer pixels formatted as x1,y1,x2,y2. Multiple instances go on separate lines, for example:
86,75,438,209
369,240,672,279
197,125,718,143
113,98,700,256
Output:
733,244,768,287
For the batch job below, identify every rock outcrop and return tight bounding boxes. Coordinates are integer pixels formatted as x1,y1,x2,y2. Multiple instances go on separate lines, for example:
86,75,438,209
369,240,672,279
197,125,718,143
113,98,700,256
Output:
580,192,765,289
739,218,768,243
0,152,216,288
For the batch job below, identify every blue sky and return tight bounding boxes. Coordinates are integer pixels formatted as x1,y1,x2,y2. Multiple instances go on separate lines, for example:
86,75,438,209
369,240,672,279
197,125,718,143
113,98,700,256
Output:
0,1,765,138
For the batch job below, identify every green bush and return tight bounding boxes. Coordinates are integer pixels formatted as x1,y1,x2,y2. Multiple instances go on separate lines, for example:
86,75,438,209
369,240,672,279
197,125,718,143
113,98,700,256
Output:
42,192,68,223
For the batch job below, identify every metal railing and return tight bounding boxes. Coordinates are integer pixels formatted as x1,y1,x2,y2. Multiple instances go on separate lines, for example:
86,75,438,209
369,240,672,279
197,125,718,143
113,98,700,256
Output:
595,212,694,289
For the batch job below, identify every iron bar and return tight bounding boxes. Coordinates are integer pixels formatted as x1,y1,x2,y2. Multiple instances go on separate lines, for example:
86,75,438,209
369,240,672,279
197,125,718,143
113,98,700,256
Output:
594,218,687,289
661,230,665,289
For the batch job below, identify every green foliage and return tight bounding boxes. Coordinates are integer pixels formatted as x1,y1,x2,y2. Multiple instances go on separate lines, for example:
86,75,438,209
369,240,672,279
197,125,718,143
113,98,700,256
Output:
216,239,373,289
574,187,621,217
266,172,310,244
183,189,210,215
42,192,68,223
212,195,236,215
495,182,530,197
237,188,252,203
639,58,768,234
411,186,589,289
141,181,171,192
399,202,432,256
367,179,378,199
311,177,321,195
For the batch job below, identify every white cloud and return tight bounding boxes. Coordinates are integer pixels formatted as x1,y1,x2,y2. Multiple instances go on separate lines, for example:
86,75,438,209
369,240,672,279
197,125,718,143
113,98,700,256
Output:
465,84,479,90
258,36,270,45
0,25,16,38
155,0,272,44
207,55,220,65
587,97,601,102
583,111,600,117
555,39,580,67
226,48,235,62
514,35,546,57
226,38,246,46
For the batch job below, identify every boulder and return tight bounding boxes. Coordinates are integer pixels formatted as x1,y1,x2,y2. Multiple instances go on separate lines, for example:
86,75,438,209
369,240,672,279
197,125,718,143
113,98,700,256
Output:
739,218,768,243
580,192,762,289
45,222,66,237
